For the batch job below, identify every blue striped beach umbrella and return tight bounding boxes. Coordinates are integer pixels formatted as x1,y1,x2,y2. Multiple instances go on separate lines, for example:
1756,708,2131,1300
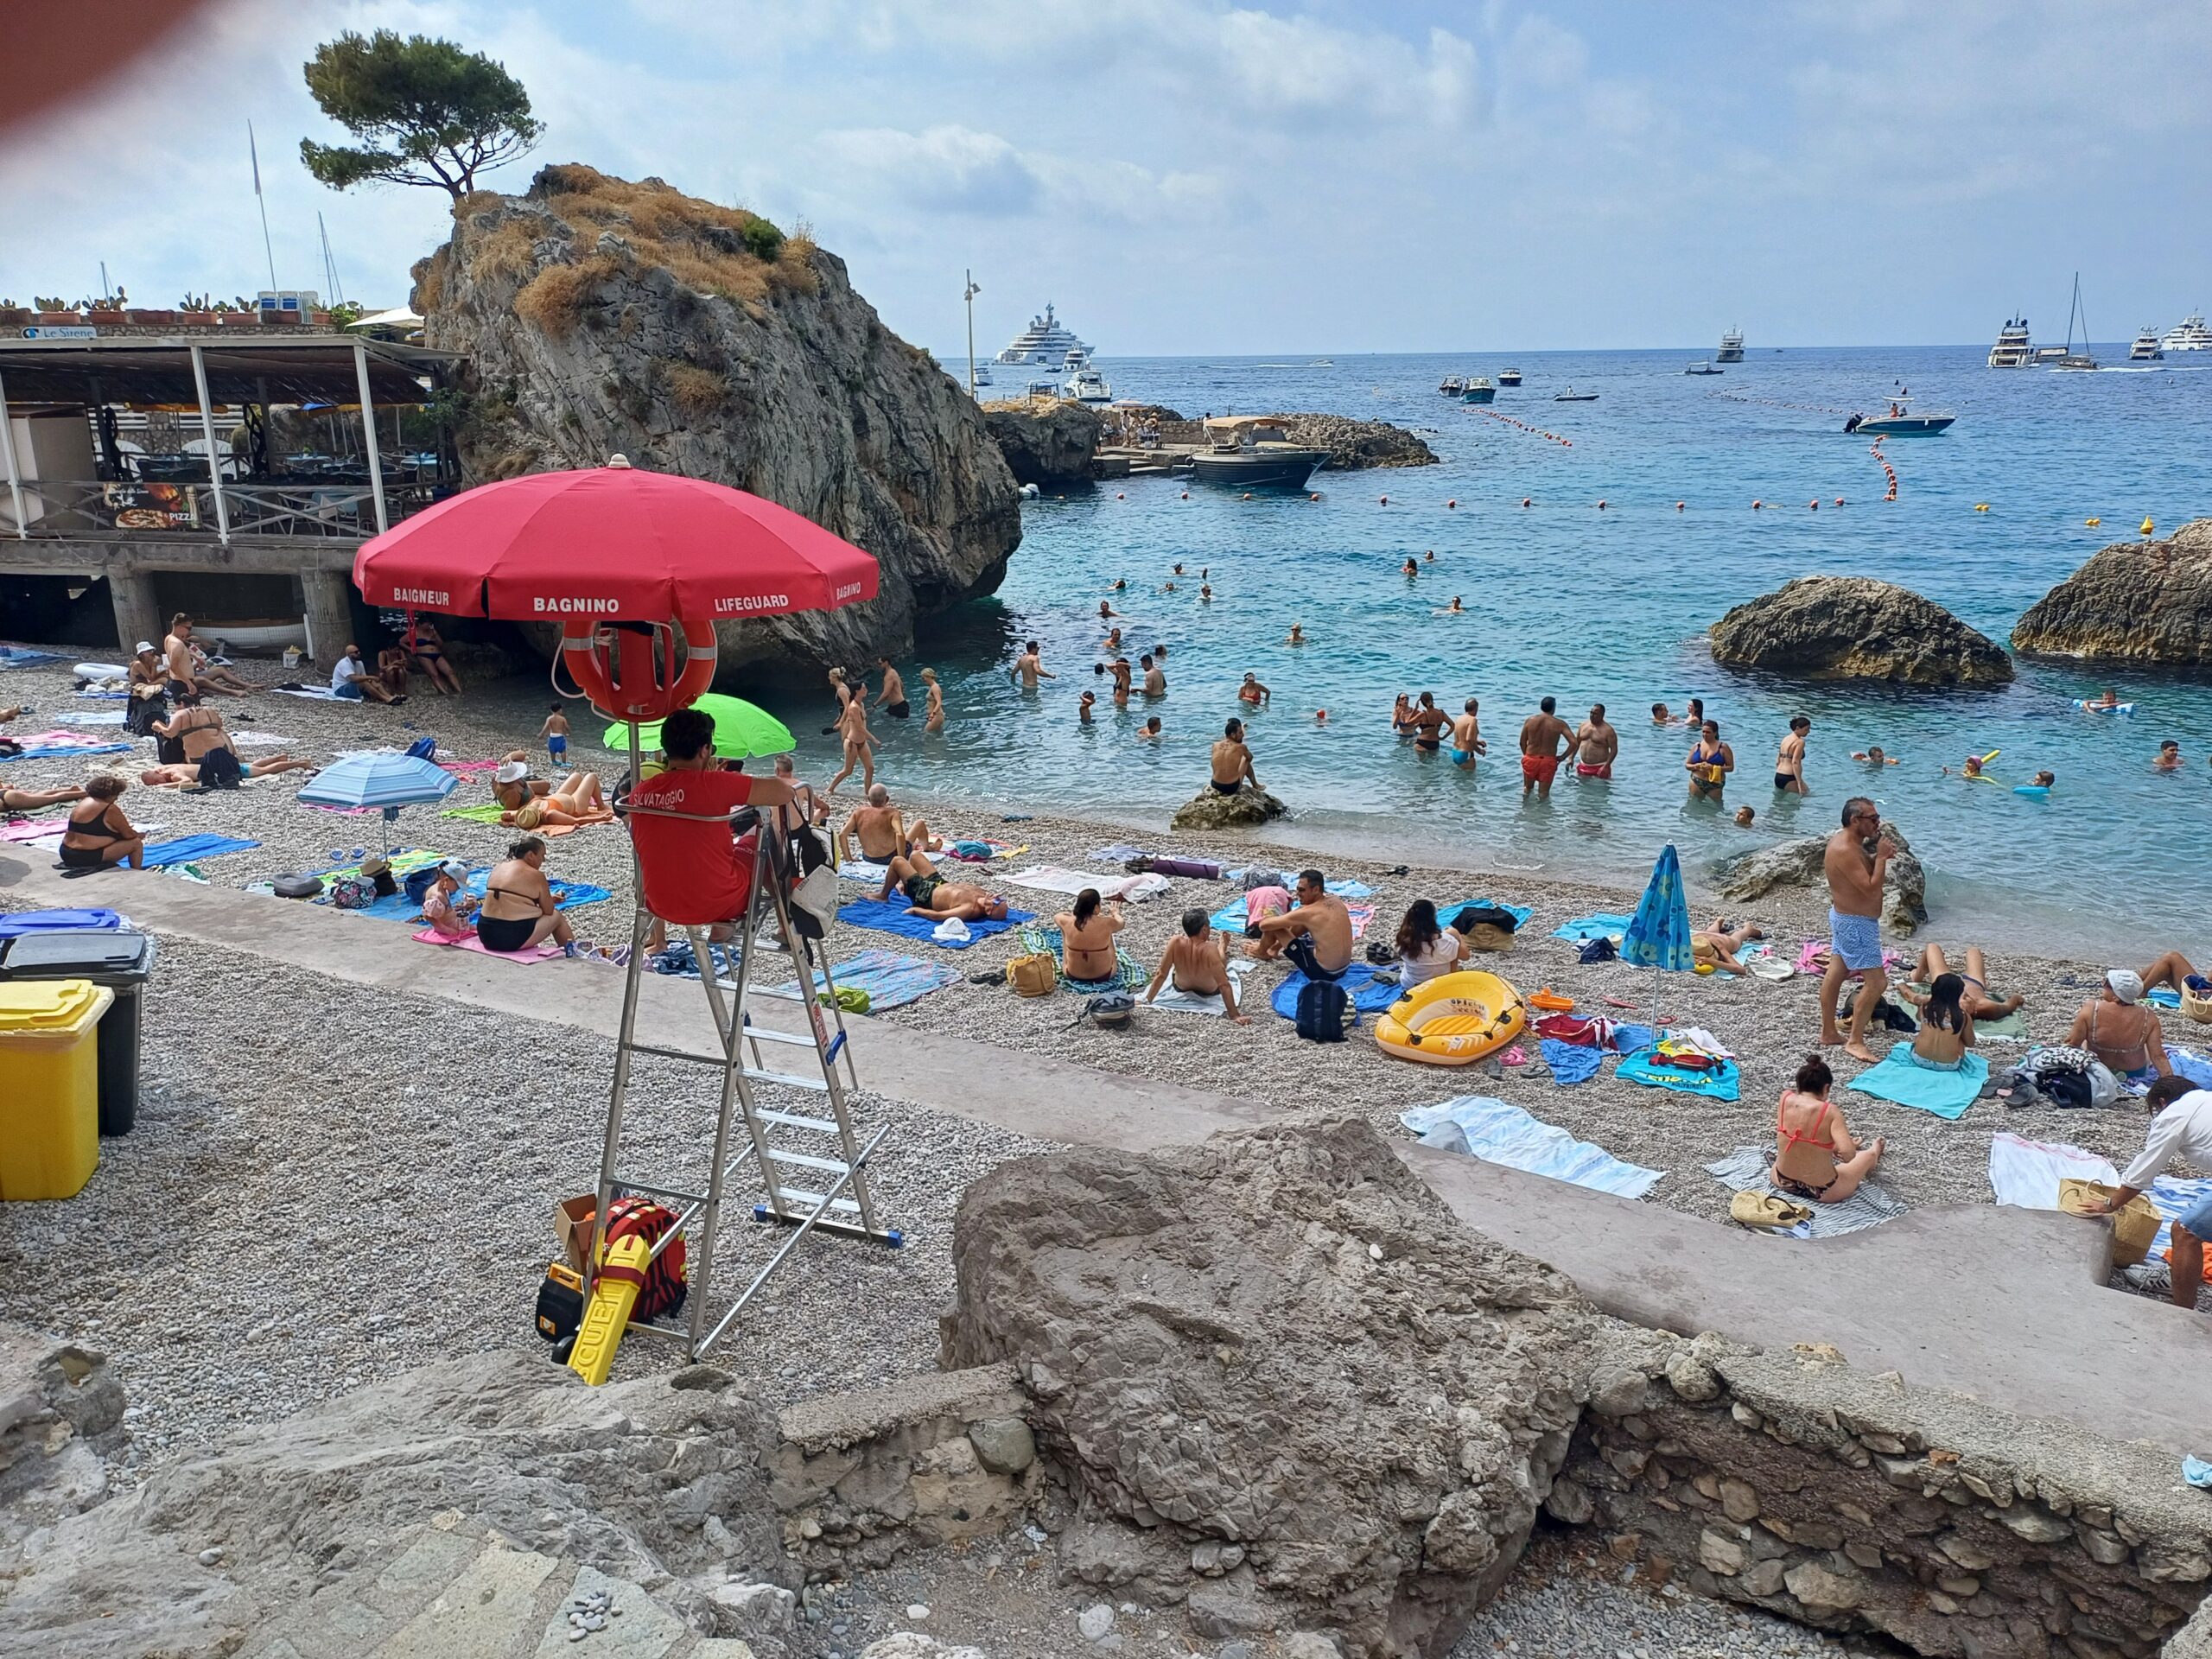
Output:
1622,842,1695,1009
297,751,457,854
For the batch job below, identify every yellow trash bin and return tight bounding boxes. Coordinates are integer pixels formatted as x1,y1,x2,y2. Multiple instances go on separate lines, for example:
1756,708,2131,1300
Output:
0,979,112,1200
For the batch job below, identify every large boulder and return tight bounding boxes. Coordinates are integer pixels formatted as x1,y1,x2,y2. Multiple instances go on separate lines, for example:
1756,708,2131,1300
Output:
416,164,1023,676
1709,577,2014,686
1716,818,1928,934
981,398,1102,486
1101,405,1436,469
0,1351,796,1658
940,1119,1595,1659
1170,785,1289,831
2011,518,2212,663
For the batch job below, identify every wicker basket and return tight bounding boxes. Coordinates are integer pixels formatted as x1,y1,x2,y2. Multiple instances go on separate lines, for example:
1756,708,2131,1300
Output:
2182,983,2212,1026
1465,921,1515,953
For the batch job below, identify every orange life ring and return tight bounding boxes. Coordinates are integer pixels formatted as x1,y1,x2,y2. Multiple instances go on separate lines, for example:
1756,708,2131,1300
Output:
559,615,717,722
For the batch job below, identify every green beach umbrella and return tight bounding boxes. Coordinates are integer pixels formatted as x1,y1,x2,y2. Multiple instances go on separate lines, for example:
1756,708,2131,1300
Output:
600,692,795,760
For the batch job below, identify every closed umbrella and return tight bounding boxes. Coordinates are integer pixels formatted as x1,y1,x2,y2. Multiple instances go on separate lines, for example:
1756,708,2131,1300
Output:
296,751,457,855
600,693,794,761
1621,842,1695,1016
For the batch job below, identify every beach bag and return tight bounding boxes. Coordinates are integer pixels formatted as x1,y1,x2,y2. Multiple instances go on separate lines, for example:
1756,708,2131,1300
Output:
402,866,442,905
1083,990,1136,1029
1244,868,1284,893
405,735,437,760
1007,952,1058,998
597,1196,687,1321
1294,978,1350,1043
328,875,376,910
2183,976,2212,1026
2059,1179,2163,1267
1577,937,1618,963
791,863,838,927
1730,1191,1813,1230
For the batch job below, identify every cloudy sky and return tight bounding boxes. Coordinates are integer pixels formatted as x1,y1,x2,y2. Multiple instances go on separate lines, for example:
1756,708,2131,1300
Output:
3,0,2205,355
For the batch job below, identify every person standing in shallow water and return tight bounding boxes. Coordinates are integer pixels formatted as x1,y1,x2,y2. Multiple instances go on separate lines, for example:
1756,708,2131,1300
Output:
1775,715,1812,795
1573,703,1618,780
1517,696,1573,800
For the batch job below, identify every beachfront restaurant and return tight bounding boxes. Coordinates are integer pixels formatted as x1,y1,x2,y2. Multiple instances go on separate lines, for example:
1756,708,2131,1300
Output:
0,329,456,659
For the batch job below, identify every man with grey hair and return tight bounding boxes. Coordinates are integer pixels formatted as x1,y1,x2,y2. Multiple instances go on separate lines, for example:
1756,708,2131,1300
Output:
838,781,934,867
1820,796,1895,1063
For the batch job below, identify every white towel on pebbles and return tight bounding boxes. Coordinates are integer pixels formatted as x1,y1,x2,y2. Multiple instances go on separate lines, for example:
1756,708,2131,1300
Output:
1703,1145,1903,1239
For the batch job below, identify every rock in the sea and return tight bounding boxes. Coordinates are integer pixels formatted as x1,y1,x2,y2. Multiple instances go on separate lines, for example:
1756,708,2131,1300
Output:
0,1351,795,1658
1709,577,2014,686
1169,785,1288,831
941,1118,1592,1658
2012,518,2212,663
982,398,1103,486
416,164,1022,675
1715,819,1928,934
1100,405,1435,469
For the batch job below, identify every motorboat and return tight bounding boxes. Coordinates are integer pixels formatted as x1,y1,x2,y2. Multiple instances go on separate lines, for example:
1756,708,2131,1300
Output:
970,362,995,387
1685,360,1724,375
2162,313,2212,353
1847,401,1955,436
1440,376,1465,396
1497,368,1522,385
2051,273,2097,370
2130,328,2164,362
1185,416,1328,491
1061,346,1089,372
1459,377,1496,404
1716,328,1745,363
1064,366,1114,404
1553,385,1599,402
996,302,1094,365
1987,317,2033,368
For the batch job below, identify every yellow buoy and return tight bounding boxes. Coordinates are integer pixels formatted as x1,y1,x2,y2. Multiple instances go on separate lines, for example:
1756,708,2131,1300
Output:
2085,518,2101,528
2141,518,2156,537
1974,503,1990,512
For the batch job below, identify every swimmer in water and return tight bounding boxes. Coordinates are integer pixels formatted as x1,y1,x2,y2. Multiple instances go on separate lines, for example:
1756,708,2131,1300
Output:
1078,690,1096,723
1137,715,1163,741
2088,687,2120,710
1199,583,1213,602
1651,702,1674,726
1315,709,1328,723
1959,753,1988,779
2032,770,2055,789
1285,623,1307,645
1852,746,1901,766
1161,581,1176,594
1102,626,1123,652
1173,563,1185,576
1098,600,1117,620
1734,805,1756,827
2155,740,2183,771
1446,596,1464,613
1450,698,1486,769
1391,693,1414,734
1423,549,1436,563
1112,577,1127,592
1402,558,1419,577
1238,673,1271,708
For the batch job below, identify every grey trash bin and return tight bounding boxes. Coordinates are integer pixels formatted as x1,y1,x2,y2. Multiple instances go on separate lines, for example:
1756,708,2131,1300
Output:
0,929,156,1135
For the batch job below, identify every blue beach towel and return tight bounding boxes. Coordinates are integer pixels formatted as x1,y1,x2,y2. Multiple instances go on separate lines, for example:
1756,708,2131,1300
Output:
2146,987,2183,1010
763,947,963,1011
462,870,611,912
2,743,134,763
2142,1174,2212,1268
0,907,124,939
140,833,259,868
73,690,131,701
1539,1039,1605,1085
1847,1046,1989,1120
1268,963,1400,1020
1617,1046,1742,1100
1554,912,1634,943
1400,1095,1662,1199
1438,898,1533,929
2168,1047,2212,1090
836,896,1032,949
0,646,67,667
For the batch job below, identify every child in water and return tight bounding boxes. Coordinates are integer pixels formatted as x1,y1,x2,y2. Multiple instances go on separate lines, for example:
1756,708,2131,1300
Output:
1852,746,1901,766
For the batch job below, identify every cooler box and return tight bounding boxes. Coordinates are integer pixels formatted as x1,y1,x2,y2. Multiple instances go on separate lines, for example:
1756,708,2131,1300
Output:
0,929,155,1135
0,980,113,1200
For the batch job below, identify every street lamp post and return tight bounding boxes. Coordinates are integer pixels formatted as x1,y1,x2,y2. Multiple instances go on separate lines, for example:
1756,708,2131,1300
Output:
963,270,982,398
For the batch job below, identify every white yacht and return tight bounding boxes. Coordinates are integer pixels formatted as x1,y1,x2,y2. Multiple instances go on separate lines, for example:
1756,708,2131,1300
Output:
1716,328,1745,363
2162,314,2212,353
1064,366,1113,404
995,302,1094,365
2051,272,2096,371
1987,317,2033,368
2129,327,2164,362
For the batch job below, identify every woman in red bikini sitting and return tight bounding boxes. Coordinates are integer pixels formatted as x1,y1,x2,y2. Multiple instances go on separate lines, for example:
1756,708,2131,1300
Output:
1769,1054,1885,1204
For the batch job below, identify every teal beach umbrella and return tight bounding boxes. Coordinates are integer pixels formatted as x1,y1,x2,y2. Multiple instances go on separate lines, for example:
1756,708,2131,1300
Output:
599,692,796,760
1622,842,1695,1013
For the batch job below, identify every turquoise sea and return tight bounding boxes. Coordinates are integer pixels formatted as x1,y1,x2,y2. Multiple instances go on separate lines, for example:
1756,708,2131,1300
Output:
778,346,2212,952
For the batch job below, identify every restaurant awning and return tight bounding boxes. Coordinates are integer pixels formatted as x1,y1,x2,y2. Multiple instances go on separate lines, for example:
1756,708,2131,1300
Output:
0,334,455,405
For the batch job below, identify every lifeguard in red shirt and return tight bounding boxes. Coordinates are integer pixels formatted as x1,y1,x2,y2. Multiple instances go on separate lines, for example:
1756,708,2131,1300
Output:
626,705,798,931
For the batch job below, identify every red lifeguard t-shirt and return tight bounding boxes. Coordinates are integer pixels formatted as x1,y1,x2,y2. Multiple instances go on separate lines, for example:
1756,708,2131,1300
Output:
627,768,757,925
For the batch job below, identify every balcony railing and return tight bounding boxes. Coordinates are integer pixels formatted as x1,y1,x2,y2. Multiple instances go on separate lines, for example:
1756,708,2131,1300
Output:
0,478,440,540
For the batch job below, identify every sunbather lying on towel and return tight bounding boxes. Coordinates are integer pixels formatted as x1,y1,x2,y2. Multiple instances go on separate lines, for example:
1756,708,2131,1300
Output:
1770,1054,1885,1204
3,783,86,812
2139,949,2203,996
1243,868,1352,979
1900,944,2023,1020
508,770,613,830
138,755,315,787
1145,907,1249,1023
1692,917,1765,976
875,850,1008,924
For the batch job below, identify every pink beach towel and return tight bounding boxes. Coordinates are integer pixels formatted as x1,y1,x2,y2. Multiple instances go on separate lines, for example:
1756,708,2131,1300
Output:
0,816,67,842
439,759,503,779
11,730,113,749
410,925,564,963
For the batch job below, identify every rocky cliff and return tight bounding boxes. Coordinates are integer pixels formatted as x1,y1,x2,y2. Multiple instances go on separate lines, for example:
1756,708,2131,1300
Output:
1709,577,2014,687
413,165,1022,674
979,398,1101,486
2011,518,2212,664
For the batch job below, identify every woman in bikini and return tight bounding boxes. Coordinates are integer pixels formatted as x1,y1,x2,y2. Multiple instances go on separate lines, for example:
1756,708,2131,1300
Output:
57,775,146,870
1056,887,1125,986
1902,944,2023,1020
408,619,463,696
474,836,579,955
505,770,609,831
1685,720,1734,802
1905,972,1975,1069
2063,969,2171,1083
1769,1054,1885,1204
1773,715,1811,796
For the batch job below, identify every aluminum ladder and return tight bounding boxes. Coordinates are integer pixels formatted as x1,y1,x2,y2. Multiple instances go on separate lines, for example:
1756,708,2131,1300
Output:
582,814,900,1363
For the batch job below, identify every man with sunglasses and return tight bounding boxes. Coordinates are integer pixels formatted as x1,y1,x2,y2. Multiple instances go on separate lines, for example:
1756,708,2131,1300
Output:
1821,797,1897,1062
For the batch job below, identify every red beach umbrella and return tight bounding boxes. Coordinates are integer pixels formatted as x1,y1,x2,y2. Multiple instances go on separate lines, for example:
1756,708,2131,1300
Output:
353,457,880,623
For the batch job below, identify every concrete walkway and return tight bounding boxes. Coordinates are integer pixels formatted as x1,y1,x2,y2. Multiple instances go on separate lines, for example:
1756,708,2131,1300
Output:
8,855,2209,1454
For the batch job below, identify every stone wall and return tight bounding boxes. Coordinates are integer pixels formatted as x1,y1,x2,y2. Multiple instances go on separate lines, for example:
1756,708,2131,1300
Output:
1559,1334,2211,1657
768,1363,1042,1578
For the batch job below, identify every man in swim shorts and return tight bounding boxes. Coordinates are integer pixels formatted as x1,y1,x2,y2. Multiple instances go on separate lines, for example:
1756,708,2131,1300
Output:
1211,719,1260,795
1450,698,1485,768
1573,703,1618,779
1518,696,1573,799
1243,868,1352,979
875,657,909,719
1820,796,1897,1063
840,783,934,866
876,851,1008,924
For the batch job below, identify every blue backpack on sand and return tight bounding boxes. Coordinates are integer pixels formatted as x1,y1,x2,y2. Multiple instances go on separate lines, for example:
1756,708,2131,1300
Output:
1294,979,1350,1042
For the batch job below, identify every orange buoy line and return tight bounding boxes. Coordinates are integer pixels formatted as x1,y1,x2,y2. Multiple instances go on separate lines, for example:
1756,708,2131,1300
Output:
1707,390,1859,417
1476,409,1573,446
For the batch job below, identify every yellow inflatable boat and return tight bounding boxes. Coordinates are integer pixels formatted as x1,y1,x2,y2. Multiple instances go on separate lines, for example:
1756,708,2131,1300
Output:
1374,969,1526,1066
